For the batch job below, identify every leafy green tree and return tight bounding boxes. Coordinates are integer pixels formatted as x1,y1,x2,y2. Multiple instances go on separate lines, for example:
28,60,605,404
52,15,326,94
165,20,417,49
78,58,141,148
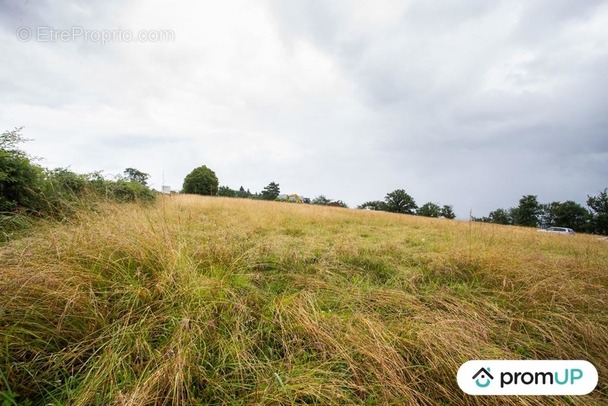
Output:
545,200,591,231
440,205,456,219
123,168,150,186
488,208,512,225
0,127,29,152
357,201,387,211
587,188,608,235
261,182,280,200
182,165,218,195
384,189,417,214
0,128,42,212
312,195,331,205
218,186,237,197
539,202,559,228
236,186,251,198
512,195,541,227
418,202,441,217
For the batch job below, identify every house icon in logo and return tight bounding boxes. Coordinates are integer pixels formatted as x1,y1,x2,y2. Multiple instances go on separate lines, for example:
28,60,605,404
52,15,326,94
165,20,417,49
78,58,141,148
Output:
472,367,494,388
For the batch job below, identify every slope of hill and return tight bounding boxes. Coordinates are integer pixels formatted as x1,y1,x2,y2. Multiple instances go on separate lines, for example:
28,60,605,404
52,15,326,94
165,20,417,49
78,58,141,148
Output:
1,195,607,405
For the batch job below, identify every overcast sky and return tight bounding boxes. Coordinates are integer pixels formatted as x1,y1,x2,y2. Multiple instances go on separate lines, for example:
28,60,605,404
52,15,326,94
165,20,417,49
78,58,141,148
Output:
1,0,607,217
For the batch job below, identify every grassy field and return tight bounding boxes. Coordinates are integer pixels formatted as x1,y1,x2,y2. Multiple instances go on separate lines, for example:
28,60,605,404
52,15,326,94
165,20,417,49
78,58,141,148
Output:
1,195,607,405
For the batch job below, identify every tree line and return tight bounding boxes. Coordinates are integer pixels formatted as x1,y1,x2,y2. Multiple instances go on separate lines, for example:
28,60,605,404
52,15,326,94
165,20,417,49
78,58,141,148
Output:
6,130,601,238
182,165,455,218
357,189,456,218
472,193,608,234
182,166,349,207
4,128,603,236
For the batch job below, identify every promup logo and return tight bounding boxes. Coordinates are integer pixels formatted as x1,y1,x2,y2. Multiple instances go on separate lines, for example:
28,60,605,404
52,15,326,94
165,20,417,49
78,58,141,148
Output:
472,367,494,388
457,360,597,395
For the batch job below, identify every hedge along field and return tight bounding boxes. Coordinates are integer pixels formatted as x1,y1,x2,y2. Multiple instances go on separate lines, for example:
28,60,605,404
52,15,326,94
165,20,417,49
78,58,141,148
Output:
1,195,607,405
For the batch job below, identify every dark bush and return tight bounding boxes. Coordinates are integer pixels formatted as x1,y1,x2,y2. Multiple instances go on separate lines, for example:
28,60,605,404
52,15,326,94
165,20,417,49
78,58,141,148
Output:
1,128,156,240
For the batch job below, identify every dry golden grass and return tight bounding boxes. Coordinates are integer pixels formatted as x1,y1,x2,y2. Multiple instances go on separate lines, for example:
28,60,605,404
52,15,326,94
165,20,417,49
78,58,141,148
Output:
1,194,607,405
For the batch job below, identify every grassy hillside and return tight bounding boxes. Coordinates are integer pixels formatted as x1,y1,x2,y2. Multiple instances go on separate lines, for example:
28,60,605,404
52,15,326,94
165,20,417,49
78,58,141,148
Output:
1,195,607,405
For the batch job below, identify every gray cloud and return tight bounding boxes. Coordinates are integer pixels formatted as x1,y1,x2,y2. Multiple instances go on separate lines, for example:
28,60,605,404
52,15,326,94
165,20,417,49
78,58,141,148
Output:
1,0,607,217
